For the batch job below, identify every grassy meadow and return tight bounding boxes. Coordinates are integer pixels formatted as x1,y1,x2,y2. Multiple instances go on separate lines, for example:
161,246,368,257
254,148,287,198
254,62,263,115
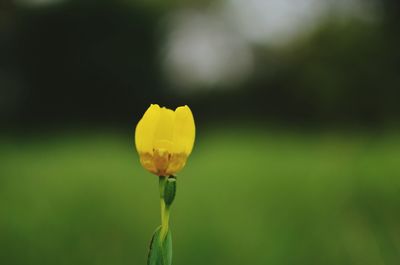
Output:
1,127,399,265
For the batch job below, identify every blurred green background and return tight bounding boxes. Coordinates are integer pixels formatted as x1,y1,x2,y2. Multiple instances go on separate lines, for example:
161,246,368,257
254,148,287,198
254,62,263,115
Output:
1,0,400,264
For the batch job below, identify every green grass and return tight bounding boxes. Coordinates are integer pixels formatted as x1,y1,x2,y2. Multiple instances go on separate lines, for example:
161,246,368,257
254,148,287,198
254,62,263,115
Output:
1,128,400,265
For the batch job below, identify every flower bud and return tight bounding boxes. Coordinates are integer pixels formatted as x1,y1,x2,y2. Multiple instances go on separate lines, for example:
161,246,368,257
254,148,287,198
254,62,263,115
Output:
164,177,176,207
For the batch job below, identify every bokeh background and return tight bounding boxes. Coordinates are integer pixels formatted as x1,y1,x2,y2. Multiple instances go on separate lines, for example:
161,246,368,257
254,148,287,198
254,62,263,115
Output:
1,0,400,264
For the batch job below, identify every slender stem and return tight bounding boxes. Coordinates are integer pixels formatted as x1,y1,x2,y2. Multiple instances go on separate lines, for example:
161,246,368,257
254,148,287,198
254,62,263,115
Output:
160,207,170,241
159,176,169,241
159,176,166,224
160,198,165,225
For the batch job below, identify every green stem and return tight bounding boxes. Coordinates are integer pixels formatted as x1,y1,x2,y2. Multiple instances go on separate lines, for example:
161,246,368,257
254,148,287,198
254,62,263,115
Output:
159,176,170,242
160,207,170,241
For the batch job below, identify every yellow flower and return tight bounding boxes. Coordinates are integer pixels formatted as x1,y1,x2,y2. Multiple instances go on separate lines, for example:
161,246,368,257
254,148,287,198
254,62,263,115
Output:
135,104,195,176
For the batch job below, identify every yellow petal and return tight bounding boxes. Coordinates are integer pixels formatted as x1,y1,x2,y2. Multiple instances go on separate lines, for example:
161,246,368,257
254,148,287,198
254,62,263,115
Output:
153,107,175,150
135,104,161,153
166,153,187,175
172,105,195,155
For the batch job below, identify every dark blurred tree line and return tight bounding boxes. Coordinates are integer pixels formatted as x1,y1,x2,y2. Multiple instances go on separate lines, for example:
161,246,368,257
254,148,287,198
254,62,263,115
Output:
0,0,399,129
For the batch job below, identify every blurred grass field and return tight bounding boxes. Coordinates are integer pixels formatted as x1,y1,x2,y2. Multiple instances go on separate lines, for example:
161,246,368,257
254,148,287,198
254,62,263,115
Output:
1,128,400,265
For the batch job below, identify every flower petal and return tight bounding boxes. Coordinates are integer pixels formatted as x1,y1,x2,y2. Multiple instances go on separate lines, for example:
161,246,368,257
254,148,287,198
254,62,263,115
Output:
135,104,161,153
153,107,175,150
172,105,195,154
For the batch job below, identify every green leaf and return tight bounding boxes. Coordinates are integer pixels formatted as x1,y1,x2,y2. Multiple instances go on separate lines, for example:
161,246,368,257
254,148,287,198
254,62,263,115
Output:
147,227,173,265
162,229,172,265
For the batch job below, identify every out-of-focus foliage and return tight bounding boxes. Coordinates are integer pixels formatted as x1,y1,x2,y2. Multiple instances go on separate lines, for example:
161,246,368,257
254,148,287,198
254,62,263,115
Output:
0,0,399,128
244,17,400,125
0,130,399,265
